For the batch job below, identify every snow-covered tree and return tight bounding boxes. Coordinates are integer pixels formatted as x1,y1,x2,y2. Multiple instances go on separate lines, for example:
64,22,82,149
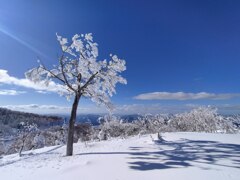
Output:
98,115,125,140
168,106,234,133
25,33,127,156
17,122,38,157
132,114,167,135
33,133,46,149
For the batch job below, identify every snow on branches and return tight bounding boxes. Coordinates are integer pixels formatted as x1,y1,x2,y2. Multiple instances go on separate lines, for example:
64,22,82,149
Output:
25,33,127,111
16,122,38,156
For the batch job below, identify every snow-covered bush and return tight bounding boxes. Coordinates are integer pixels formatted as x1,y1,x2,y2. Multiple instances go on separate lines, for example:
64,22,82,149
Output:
97,115,148,139
97,107,236,139
41,126,67,146
225,115,240,131
122,123,140,137
97,114,165,139
98,115,126,140
133,114,167,134
33,133,46,149
168,107,234,133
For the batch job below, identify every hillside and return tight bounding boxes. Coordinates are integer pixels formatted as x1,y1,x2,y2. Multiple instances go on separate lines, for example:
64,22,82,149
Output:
0,107,63,135
0,132,239,180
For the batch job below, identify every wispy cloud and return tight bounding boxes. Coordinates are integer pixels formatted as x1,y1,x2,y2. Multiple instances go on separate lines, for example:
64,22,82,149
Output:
1,103,177,115
0,69,66,93
114,103,197,114
1,104,72,114
0,89,26,95
36,90,49,94
134,92,240,100
115,104,163,114
3,104,70,110
1,104,105,114
114,103,240,115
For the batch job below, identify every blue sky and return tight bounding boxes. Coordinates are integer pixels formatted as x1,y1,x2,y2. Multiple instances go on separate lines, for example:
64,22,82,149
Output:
0,0,240,114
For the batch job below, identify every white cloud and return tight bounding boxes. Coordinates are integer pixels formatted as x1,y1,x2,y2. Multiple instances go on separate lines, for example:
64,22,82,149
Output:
0,103,178,115
0,69,66,93
36,90,49,94
115,103,240,115
134,92,240,100
0,104,106,114
114,103,197,114
115,104,162,114
1,104,72,114
0,89,26,95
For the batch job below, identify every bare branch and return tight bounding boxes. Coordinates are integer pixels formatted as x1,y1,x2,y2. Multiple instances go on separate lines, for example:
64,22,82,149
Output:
59,54,77,93
38,61,66,84
38,58,77,93
80,51,87,60
80,72,98,91
77,73,82,82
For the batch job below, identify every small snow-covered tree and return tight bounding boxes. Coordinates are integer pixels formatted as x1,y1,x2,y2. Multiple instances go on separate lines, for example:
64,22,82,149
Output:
98,115,125,139
17,122,38,157
25,33,127,156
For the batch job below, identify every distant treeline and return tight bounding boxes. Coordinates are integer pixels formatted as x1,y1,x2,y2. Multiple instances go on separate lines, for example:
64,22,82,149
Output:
0,108,63,132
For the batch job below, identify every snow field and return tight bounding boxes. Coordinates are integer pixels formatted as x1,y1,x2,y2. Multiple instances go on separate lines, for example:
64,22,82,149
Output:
0,132,239,180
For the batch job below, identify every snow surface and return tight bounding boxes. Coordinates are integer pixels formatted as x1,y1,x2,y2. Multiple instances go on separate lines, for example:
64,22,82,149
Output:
0,132,240,180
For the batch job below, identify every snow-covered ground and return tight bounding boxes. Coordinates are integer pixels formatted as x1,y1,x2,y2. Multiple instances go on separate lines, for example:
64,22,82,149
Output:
0,132,240,180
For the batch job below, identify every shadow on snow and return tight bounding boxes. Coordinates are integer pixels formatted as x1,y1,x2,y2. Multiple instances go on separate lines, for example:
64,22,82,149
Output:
77,138,240,171
128,139,240,171
1,137,240,172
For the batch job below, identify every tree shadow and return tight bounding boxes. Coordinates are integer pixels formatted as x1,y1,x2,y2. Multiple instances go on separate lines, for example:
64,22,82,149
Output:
128,139,240,171
75,138,240,171
1,137,240,172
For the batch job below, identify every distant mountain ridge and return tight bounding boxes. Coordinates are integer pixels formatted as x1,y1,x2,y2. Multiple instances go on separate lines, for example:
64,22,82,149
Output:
0,107,63,130
0,107,143,129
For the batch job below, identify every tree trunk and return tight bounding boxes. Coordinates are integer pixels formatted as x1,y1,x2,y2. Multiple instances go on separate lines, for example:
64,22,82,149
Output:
19,139,25,157
66,94,81,156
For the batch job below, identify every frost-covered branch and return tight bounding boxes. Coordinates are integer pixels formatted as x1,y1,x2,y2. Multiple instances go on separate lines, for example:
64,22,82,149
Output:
81,72,98,91
25,33,127,111
58,54,77,93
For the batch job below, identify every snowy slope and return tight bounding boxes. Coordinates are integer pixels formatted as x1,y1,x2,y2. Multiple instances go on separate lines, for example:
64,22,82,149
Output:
0,132,240,180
